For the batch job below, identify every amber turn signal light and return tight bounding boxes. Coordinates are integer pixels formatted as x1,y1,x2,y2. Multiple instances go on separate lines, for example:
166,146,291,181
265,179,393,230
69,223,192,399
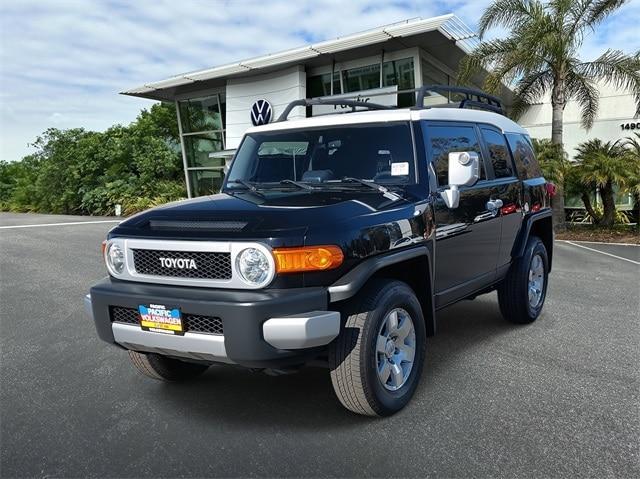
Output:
101,240,107,256
273,245,344,273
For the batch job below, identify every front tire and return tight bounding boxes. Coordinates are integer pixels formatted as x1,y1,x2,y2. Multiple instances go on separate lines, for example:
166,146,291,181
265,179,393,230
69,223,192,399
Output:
329,280,426,416
128,351,209,381
498,236,549,324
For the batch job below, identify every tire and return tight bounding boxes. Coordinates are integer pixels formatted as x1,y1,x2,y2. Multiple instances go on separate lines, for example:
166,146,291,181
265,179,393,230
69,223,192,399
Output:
329,280,426,417
128,351,209,381
498,235,549,324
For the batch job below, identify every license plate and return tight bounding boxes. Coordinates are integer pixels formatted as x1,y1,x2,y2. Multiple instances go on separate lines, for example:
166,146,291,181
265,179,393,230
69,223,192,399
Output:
138,304,184,335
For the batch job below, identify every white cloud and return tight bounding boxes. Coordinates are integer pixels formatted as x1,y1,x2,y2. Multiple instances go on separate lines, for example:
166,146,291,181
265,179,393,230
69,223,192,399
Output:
1,0,637,162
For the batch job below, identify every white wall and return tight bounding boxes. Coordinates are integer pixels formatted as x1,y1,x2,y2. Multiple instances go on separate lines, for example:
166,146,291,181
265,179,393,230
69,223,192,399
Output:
225,65,306,149
518,82,637,158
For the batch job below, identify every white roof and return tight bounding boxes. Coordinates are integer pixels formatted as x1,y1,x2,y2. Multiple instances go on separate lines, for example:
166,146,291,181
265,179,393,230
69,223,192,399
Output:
247,108,529,135
122,14,478,97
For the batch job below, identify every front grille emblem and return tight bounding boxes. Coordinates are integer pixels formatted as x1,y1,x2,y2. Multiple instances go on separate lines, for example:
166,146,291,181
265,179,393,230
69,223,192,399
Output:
158,257,198,270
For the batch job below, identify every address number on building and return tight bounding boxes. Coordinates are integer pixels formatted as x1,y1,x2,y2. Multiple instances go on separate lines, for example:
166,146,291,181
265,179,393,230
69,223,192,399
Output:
620,122,640,130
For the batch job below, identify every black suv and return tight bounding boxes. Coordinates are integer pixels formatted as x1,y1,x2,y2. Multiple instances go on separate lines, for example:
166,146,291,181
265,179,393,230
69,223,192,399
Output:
86,86,553,416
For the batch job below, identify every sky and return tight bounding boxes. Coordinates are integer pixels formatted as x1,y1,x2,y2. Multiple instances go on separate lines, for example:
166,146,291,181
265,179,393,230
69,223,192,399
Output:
1,0,639,162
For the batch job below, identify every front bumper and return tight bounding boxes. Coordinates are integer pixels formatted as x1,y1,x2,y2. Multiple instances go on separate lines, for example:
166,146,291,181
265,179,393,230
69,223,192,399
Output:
86,278,339,368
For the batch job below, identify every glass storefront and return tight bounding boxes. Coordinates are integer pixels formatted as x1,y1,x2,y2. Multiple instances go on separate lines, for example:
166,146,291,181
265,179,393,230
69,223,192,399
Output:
188,169,226,198
342,64,381,92
307,57,416,108
183,132,224,168
177,93,226,196
382,58,415,107
307,72,341,97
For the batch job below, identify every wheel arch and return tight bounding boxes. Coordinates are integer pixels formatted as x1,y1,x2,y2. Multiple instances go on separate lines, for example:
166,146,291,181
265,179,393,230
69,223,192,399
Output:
512,210,553,271
328,246,436,336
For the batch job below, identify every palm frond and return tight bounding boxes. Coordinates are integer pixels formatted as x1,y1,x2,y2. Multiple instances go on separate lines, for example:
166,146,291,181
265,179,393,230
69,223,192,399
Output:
621,132,640,156
577,50,640,116
565,71,599,129
584,0,628,28
511,69,555,118
457,38,523,84
478,0,542,38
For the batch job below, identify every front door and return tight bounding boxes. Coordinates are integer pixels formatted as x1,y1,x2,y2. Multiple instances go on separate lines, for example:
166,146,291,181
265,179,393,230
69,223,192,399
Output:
422,122,503,308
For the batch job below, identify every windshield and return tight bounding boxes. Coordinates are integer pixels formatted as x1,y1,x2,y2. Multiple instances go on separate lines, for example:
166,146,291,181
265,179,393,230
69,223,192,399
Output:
225,122,415,189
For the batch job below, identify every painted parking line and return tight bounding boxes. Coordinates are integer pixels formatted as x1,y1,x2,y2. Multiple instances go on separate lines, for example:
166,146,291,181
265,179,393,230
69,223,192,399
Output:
565,240,639,247
562,240,640,265
0,220,121,230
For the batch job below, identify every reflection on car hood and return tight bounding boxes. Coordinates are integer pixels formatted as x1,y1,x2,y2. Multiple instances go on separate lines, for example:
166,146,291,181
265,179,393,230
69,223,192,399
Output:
109,190,409,240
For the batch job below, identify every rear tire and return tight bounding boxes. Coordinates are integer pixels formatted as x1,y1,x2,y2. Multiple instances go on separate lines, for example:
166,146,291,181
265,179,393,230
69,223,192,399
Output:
128,351,209,381
329,280,426,416
498,236,549,324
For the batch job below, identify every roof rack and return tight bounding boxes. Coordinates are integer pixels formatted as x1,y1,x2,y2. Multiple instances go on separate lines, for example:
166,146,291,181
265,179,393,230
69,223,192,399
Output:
276,98,393,122
415,85,504,115
276,85,504,122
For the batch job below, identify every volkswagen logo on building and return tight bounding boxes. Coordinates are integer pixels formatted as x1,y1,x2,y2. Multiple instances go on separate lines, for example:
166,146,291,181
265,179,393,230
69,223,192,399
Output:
250,99,272,126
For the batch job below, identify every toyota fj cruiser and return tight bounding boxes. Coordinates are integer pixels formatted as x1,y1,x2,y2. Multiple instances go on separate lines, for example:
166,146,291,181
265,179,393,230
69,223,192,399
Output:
85,86,553,416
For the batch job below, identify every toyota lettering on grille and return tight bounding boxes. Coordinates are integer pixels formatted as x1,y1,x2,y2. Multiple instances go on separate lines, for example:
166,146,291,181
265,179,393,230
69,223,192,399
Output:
158,257,198,270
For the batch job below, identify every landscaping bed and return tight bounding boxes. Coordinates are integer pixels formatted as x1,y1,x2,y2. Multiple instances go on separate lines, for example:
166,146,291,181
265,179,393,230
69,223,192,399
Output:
556,224,640,244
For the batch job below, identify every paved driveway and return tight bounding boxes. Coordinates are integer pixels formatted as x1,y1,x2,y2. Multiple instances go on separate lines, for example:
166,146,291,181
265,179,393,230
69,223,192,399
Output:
1,213,638,478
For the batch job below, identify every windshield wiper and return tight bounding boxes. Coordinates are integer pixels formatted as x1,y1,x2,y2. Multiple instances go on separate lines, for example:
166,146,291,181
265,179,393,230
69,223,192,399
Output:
279,179,315,190
229,179,258,191
340,177,402,201
226,180,266,198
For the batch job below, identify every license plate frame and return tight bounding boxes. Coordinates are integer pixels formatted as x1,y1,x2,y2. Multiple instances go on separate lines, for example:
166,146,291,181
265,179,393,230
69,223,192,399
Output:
138,304,184,335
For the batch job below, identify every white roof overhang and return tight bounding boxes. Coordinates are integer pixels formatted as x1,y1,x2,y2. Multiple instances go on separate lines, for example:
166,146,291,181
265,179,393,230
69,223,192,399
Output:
121,14,485,102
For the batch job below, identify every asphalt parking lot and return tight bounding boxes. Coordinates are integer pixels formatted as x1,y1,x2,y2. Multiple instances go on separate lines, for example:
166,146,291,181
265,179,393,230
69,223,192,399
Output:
1,212,638,478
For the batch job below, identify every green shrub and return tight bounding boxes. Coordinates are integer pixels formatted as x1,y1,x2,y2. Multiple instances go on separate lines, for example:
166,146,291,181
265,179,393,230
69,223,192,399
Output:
0,103,186,216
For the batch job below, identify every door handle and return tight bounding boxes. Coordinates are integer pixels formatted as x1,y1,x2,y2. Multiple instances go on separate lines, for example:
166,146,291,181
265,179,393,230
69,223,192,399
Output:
486,199,504,212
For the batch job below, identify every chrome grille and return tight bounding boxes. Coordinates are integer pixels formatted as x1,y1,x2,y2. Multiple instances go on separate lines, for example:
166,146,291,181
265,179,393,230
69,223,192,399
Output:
109,306,224,335
131,249,232,280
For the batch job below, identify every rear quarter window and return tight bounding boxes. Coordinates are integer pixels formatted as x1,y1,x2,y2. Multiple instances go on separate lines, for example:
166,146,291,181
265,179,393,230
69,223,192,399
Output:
481,128,515,178
505,133,542,179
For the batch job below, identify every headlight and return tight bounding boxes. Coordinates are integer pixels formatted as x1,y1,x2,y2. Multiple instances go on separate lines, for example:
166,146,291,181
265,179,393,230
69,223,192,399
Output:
105,242,125,275
236,247,272,286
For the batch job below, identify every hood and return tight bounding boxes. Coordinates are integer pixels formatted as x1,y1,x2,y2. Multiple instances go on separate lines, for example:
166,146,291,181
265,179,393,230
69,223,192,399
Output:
109,190,410,242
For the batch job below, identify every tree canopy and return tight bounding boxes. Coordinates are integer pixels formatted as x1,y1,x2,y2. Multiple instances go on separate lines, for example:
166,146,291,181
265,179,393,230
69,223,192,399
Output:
0,103,185,216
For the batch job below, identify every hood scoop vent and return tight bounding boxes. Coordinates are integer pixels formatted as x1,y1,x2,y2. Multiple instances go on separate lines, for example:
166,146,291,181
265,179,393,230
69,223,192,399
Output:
148,220,248,232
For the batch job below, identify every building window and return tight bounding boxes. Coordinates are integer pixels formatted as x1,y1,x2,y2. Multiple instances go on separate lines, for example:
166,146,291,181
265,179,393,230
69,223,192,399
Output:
308,72,341,97
342,64,381,93
307,57,415,107
179,95,225,133
177,93,226,197
383,57,415,107
183,132,224,168
188,169,226,197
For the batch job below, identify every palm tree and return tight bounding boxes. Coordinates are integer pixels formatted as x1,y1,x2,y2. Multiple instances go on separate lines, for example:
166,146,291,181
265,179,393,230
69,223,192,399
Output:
458,0,640,231
531,138,569,185
621,132,640,226
574,139,635,226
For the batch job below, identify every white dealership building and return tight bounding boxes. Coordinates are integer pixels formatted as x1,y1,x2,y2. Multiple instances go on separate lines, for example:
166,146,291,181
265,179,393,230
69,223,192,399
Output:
123,13,637,204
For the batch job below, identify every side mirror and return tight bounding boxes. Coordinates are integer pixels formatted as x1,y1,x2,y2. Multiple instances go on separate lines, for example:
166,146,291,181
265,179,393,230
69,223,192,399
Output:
440,151,480,208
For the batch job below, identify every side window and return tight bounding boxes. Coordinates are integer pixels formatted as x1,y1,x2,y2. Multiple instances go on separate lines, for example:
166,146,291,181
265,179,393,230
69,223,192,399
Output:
506,133,542,179
424,124,484,187
481,128,514,178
